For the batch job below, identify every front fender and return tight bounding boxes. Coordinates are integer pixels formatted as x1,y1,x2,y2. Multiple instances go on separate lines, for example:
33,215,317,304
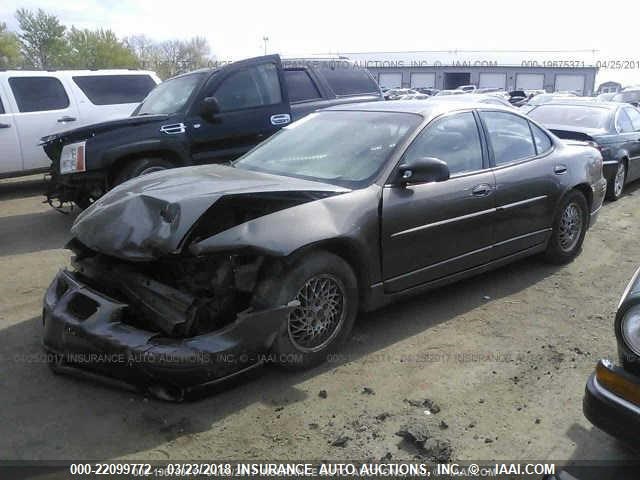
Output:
189,185,383,282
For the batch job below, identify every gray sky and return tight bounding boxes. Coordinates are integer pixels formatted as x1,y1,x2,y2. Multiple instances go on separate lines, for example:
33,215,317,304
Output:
2,0,639,85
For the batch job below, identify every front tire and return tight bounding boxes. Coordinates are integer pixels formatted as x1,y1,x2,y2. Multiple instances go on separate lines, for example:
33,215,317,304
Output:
543,190,588,264
255,251,358,370
606,161,626,201
113,157,174,186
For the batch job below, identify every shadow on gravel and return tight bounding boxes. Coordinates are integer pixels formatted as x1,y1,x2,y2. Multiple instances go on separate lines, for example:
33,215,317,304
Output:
0,256,560,460
0,210,77,257
553,423,638,479
0,177,48,201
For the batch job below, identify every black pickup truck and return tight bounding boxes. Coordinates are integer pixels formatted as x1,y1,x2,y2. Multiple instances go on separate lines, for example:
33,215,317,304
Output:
42,54,382,208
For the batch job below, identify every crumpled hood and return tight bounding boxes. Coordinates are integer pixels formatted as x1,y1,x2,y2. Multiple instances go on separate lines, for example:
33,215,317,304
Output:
71,164,349,261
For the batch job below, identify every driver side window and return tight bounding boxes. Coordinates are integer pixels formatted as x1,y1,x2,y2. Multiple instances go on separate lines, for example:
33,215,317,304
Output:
214,63,282,112
402,112,483,175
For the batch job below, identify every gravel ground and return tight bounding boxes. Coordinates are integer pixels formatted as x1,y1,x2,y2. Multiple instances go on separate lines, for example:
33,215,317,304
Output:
0,175,637,465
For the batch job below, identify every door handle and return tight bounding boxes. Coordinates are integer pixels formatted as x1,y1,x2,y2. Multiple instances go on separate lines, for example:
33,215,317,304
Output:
270,114,291,126
554,165,567,175
0,123,10,129
57,116,76,123
471,184,494,197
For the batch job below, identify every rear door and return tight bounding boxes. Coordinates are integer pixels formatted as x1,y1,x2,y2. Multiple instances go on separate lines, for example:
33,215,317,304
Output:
7,75,81,171
619,107,640,181
478,110,558,259
0,82,22,174
188,55,291,164
382,110,496,292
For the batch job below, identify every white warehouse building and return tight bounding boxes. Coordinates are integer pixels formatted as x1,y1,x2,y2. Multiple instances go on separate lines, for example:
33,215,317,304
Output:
340,50,599,95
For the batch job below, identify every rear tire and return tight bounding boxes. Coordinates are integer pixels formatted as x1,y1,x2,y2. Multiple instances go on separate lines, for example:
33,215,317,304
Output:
254,251,358,370
543,190,588,264
606,161,626,201
113,157,174,186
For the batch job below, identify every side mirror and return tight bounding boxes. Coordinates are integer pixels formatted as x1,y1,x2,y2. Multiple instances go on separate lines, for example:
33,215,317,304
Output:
397,157,450,185
200,96,221,118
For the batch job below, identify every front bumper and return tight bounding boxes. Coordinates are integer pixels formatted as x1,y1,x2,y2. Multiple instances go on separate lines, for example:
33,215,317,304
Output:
43,269,296,401
583,360,640,449
46,170,107,206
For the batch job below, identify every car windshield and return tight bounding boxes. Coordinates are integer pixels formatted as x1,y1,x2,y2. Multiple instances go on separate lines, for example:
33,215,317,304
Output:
234,111,420,188
528,105,611,130
136,72,205,115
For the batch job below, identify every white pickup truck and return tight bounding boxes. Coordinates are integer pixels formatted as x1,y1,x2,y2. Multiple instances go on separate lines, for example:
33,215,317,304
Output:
0,70,160,178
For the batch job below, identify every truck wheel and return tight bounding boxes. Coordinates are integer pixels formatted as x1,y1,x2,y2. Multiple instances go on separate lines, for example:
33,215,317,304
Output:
254,251,359,370
113,158,174,186
606,161,626,201
543,190,588,264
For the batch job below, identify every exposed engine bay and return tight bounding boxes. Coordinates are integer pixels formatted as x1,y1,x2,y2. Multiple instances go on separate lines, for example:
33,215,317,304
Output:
68,239,267,338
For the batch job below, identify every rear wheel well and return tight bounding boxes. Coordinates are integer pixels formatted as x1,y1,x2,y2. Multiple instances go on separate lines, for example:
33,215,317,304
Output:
572,183,593,212
109,151,182,187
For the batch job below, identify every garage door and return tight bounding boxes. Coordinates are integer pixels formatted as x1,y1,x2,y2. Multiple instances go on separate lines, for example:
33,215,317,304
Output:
378,73,402,89
516,73,544,90
555,75,585,95
410,73,436,88
479,73,506,89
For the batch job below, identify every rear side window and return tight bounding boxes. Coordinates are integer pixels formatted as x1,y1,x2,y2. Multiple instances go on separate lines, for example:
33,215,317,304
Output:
623,107,640,131
317,65,379,96
0,97,4,114
284,69,321,103
214,63,282,112
480,111,536,165
530,122,553,154
616,109,634,133
9,77,70,112
73,75,157,105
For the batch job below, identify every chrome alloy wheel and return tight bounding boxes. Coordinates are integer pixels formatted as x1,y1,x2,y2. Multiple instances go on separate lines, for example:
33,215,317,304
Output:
614,162,626,198
287,274,346,352
558,202,583,252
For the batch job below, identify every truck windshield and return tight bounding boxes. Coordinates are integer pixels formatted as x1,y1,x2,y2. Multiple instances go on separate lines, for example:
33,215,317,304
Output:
234,110,420,188
135,72,205,116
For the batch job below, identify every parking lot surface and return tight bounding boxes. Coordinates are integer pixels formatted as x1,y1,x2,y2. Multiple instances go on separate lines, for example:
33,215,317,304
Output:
0,175,637,462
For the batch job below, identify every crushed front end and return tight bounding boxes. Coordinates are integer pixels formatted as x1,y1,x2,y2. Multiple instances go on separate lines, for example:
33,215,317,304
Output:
42,240,297,401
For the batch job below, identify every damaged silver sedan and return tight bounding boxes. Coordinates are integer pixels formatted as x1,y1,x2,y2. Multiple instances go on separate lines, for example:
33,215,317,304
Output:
43,101,606,400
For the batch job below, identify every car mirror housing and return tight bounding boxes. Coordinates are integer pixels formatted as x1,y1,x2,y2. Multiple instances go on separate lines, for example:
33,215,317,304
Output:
397,157,450,185
200,96,221,118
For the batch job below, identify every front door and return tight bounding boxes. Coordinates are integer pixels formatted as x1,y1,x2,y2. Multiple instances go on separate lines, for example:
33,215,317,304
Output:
6,75,80,171
382,111,496,293
0,85,22,174
188,55,291,164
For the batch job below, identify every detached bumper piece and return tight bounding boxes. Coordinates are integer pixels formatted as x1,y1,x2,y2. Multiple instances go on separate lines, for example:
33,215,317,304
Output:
43,269,296,401
583,359,640,449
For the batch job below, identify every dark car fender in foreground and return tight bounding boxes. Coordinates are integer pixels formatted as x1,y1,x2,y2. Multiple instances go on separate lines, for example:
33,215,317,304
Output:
584,267,640,448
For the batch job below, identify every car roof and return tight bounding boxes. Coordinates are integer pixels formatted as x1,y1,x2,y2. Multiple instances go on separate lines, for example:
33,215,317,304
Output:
0,69,157,77
531,100,620,110
324,99,515,118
